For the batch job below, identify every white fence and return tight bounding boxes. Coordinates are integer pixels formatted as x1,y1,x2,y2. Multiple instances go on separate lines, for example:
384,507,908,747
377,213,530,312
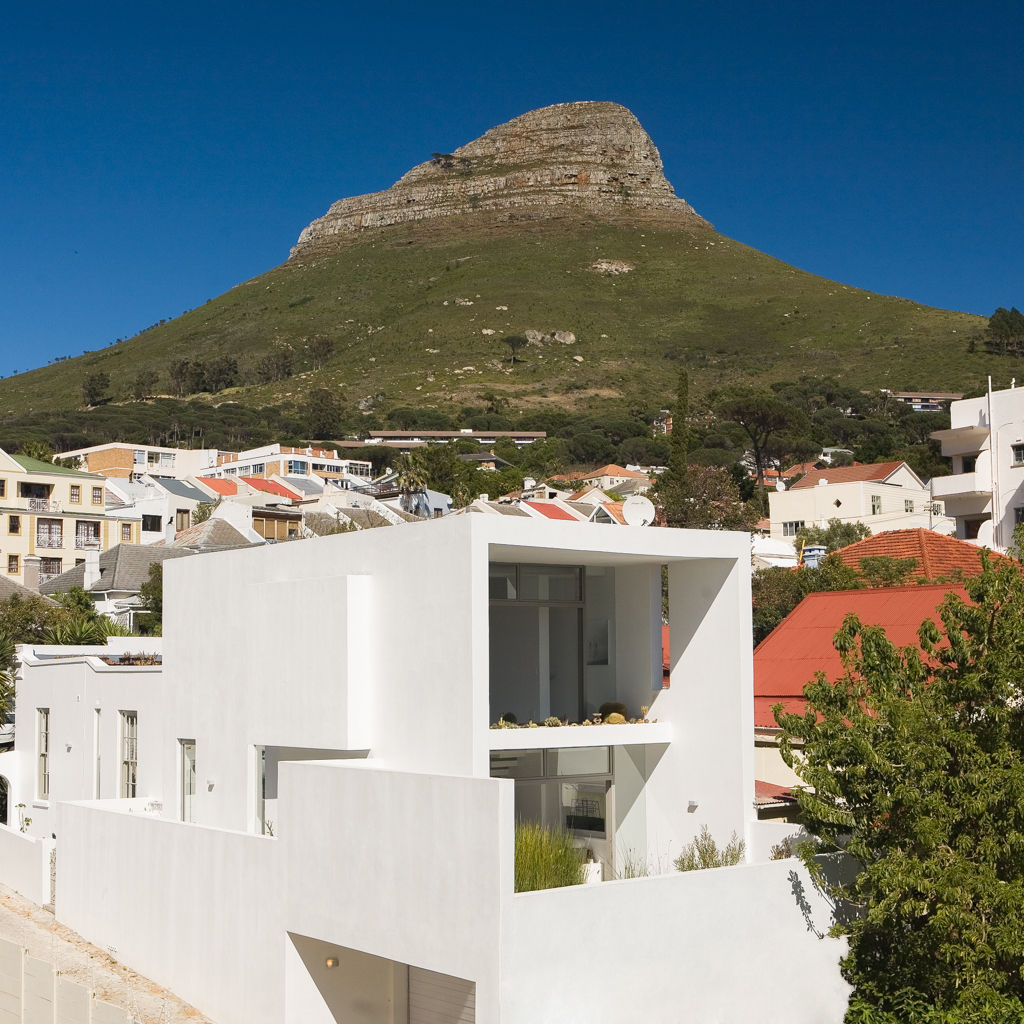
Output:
0,939,132,1024
0,828,54,907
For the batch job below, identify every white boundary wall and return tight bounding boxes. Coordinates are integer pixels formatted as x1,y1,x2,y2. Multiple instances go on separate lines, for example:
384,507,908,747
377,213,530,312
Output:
0,829,53,906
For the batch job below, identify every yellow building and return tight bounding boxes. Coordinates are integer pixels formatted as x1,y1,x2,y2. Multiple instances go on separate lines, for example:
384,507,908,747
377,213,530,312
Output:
0,449,139,591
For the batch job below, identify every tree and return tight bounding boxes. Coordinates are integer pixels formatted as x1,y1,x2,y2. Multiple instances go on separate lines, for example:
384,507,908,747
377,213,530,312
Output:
795,518,871,553
82,371,110,406
716,389,809,493
985,306,1024,356
168,359,192,397
191,501,218,526
204,356,239,392
303,388,345,440
137,563,164,636
305,334,335,371
776,552,1024,1019
133,369,159,400
394,453,428,515
502,335,527,366
661,465,758,531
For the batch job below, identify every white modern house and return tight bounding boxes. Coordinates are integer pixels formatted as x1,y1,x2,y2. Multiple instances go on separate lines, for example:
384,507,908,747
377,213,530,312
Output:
768,460,951,540
931,382,1024,549
0,517,848,1023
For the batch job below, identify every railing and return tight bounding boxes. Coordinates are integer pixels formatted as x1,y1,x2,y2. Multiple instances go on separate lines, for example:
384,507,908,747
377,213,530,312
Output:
37,572,62,585
34,536,64,549
75,538,100,550
27,498,60,512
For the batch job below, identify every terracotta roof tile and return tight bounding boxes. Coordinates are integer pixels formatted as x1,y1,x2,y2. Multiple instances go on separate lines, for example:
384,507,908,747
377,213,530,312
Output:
834,529,1007,581
790,461,908,489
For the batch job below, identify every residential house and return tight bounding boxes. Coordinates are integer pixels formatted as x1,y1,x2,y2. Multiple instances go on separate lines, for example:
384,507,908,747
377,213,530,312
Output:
833,527,1009,580
768,460,950,541
0,449,139,590
885,390,963,413
753,584,960,796
105,475,212,544
360,430,545,448
39,545,193,630
548,464,653,494
0,517,848,1023
930,383,1024,548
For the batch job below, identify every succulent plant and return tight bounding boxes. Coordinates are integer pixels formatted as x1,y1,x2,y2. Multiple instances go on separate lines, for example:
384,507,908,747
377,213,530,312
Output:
599,701,629,720
544,716,562,727
604,712,627,725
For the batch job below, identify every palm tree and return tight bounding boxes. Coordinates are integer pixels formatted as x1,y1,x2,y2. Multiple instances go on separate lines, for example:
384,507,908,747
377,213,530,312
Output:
394,453,429,516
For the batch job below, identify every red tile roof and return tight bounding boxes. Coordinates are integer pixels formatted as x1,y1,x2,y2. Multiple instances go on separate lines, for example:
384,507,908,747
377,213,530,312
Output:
834,529,1008,581
522,500,580,521
754,780,797,806
789,460,908,489
753,584,963,728
240,477,301,499
199,478,237,496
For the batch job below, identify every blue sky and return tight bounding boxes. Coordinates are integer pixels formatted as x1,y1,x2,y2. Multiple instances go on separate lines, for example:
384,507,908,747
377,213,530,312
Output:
2,1,1021,380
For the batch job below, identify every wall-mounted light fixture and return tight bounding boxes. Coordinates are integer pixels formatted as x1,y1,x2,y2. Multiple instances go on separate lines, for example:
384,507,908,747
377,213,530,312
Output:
687,800,699,813
325,957,339,968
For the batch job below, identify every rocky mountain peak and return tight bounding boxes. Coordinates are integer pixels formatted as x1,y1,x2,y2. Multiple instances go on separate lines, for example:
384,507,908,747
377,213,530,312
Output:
292,101,707,255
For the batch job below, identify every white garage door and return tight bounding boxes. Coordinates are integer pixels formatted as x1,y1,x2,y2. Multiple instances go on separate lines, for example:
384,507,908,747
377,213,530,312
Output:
408,966,475,1024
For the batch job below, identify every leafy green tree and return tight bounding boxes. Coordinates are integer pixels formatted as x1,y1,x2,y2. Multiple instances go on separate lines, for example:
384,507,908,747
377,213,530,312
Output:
985,306,1024,356
303,388,345,440
795,518,871,552
82,372,110,406
502,335,527,366
191,501,219,526
394,452,429,514
305,334,335,371
133,369,160,400
204,356,239,392
716,389,809,493
137,563,164,636
776,552,1024,1019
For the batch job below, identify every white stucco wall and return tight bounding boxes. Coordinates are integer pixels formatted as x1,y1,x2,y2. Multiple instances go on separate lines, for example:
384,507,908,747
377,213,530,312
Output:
500,861,849,1023
0,826,54,904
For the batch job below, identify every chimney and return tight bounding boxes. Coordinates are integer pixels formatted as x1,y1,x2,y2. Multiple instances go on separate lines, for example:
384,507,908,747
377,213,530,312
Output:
83,547,101,591
22,555,41,592
817,478,829,486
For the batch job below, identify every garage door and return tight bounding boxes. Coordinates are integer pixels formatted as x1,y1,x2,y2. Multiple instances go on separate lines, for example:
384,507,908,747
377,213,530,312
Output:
408,966,475,1024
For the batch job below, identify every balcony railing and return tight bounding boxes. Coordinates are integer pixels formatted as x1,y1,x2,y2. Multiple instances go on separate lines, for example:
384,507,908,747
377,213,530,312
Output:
35,536,64,549
37,573,62,585
27,498,60,513
75,537,100,550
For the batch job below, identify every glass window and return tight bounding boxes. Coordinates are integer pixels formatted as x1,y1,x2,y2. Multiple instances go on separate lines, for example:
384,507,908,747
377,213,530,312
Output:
141,514,161,532
489,749,544,779
92,486,103,505
560,781,607,836
69,485,81,503
1016,507,1024,525
871,495,882,515
120,711,138,798
287,460,308,474
121,522,132,541
37,709,49,800
1014,444,1024,466
962,455,977,473
8,515,20,535
905,499,915,513
782,521,804,537
0,479,5,497
489,563,518,600
519,565,583,602
548,746,610,776
133,450,146,465
8,555,19,574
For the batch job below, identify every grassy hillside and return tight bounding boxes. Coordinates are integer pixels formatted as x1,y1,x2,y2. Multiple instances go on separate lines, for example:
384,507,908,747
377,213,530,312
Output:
0,213,993,423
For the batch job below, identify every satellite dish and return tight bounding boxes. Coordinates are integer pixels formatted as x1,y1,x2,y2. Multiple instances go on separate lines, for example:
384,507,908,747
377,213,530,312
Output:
622,495,656,527
776,480,787,492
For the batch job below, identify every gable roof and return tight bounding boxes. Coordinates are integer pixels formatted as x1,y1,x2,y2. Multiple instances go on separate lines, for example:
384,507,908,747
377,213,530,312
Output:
240,477,301,500
753,584,962,728
153,478,210,503
552,463,651,483
522,500,583,521
39,544,193,595
197,478,237,496
834,529,1007,581
789,461,913,490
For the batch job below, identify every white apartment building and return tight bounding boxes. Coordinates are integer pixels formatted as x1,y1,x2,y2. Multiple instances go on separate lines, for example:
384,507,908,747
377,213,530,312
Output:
768,460,951,541
202,444,373,487
931,383,1024,549
0,518,848,1023
60,443,219,480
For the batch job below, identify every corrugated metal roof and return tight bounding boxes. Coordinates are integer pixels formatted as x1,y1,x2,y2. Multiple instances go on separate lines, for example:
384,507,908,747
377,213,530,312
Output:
753,584,962,727
154,478,210,503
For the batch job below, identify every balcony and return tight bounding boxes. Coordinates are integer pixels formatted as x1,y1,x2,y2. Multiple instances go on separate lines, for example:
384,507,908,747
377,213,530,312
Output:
75,538,100,550
37,573,63,586
27,498,61,513
35,535,64,550
932,470,990,500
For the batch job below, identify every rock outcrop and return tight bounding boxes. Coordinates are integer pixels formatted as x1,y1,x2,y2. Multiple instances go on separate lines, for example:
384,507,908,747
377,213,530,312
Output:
292,101,707,255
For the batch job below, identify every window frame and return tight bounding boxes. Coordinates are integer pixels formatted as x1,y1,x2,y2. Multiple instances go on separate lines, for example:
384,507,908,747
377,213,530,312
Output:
69,484,81,504
120,710,138,798
871,494,882,515
7,554,19,575
781,520,805,538
904,499,915,513
91,486,104,506
1013,444,1024,467
121,522,132,542
37,709,50,801
8,515,20,536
